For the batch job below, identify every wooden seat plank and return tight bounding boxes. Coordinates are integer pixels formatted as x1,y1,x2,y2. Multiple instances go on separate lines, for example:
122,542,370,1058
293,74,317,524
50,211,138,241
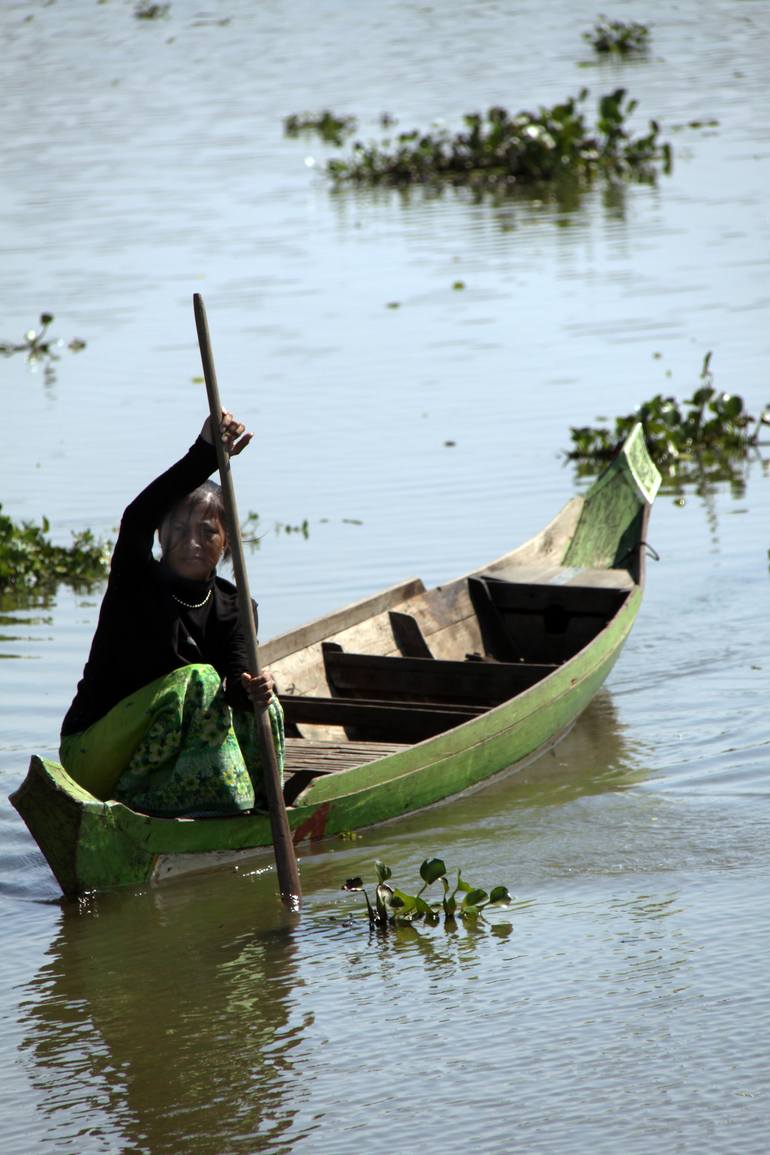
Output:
279,692,484,742
321,647,554,706
471,575,628,617
284,737,406,770
467,574,629,663
283,736,408,804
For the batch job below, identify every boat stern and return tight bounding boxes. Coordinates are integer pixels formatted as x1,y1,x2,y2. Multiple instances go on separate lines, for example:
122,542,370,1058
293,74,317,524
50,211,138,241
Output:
10,756,158,897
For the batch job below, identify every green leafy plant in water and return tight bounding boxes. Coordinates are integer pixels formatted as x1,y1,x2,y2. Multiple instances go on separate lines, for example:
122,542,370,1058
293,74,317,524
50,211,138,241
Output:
242,510,363,545
567,353,770,491
241,511,310,545
284,111,357,146
584,16,650,55
1,313,86,385
342,857,512,930
0,507,111,593
326,90,671,193
135,2,170,18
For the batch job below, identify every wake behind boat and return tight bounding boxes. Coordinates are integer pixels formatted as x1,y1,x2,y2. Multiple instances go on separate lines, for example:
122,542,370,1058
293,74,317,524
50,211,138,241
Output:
11,425,661,897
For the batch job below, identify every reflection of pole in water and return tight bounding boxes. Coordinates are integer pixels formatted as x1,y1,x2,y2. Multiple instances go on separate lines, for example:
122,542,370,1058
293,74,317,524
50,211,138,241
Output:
18,874,302,1153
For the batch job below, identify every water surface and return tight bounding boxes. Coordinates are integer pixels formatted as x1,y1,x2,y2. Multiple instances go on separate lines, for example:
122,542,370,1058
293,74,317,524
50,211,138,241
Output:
1,1,769,1152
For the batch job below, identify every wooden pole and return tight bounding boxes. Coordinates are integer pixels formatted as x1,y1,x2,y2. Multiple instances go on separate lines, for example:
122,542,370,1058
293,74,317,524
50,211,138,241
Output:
193,293,301,911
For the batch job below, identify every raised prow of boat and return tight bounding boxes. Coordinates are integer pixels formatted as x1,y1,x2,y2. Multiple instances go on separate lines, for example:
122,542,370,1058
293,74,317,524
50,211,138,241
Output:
10,425,661,897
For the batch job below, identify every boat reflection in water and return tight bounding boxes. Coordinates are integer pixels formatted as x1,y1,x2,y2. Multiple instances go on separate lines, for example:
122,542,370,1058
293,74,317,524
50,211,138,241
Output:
378,687,648,851
18,872,304,1154
17,689,648,1153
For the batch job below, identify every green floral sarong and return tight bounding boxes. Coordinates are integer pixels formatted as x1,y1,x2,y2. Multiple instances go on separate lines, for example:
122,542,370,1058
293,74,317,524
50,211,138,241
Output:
60,663,284,817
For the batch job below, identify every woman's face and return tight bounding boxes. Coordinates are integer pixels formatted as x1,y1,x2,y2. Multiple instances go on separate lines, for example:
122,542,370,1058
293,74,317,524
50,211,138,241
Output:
160,496,227,581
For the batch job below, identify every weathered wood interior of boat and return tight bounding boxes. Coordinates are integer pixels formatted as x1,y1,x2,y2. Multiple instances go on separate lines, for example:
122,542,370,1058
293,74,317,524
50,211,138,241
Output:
7,429,660,898
467,575,629,663
272,494,637,805
282,738,409,804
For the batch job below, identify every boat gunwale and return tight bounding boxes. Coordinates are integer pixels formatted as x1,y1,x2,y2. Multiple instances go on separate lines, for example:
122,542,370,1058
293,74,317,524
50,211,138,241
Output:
290,582,641,805
25,579,640,830
10,423,660,894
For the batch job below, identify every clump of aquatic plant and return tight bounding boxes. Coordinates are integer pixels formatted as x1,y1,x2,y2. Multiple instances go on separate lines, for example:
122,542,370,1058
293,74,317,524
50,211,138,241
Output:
584,17,650,56
671,118,720,133
326,90,671,192
567,354,770,489
0,507,111,593
284,111,357,146
342,858,512,931
134,1,170,18
1,313,86,384
241,510,310,545
240,511,362,546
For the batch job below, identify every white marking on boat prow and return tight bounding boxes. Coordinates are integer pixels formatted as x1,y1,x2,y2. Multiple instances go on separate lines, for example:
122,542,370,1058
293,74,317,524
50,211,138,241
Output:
625,423,662,504
151,846,271,883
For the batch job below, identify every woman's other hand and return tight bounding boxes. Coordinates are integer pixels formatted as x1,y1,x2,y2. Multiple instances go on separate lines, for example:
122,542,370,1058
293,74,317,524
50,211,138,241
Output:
201,410,253,456
240,670,275,710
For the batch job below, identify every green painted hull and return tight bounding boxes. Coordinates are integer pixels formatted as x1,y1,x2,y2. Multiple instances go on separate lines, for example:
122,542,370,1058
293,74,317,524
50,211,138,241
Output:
10,426,660,897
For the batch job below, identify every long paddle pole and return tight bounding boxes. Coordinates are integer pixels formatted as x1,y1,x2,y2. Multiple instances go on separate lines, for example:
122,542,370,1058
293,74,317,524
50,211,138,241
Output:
193,293,301,911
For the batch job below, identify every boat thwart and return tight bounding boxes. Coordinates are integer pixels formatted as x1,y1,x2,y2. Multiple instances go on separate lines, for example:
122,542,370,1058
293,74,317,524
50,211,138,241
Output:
10,424,661,896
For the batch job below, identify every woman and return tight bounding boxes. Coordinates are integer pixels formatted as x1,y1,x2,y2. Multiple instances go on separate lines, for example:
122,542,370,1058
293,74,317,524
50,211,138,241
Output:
59,411,283,817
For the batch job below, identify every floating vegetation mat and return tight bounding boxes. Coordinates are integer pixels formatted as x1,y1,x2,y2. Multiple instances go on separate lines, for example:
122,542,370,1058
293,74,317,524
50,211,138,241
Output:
284,110,357,146
583,17,650,56
325,89,671,194
0,508,111,596
567,354,770,495
343,858,512,934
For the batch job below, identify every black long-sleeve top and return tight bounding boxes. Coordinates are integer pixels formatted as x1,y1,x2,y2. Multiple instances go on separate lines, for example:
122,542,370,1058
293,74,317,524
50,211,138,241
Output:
61,436,254,736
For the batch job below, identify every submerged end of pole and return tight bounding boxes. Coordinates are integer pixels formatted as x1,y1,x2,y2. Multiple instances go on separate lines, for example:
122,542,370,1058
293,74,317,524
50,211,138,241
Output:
281,890,302,914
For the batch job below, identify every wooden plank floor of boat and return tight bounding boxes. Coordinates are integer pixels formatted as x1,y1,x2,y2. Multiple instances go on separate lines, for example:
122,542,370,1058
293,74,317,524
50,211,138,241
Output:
284,736,408,776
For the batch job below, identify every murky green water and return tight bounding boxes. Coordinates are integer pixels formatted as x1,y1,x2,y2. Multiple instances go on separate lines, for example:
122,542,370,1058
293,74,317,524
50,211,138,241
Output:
2,1,769,1151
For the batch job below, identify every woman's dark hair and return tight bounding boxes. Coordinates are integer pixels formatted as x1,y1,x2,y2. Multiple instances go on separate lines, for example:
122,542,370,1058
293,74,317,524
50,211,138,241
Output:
161,481,232,561
189,480,226,522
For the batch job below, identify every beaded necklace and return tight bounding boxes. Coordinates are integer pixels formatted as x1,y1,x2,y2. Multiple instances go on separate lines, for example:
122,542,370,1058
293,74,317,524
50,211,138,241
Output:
171,588,213,610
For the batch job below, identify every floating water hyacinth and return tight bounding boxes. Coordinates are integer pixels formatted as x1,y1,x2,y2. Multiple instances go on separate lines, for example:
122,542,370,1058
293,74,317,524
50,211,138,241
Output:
567,354,770,493
584,17,650,56
134,2,170,19
325,89,671,193
0,508,111,595
284,111,357,146
0,313,86,358
342,857,512,931
0,313,86,385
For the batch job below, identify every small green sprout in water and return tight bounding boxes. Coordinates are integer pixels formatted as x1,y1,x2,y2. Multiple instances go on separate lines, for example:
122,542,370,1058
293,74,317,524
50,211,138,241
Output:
284,111,357,146
241,511,311,546
0,313,87,384
567,353,770,492
584,17,650,56
342,857,512,931
325,90,671,194
0,507,111,594
670,119,720,133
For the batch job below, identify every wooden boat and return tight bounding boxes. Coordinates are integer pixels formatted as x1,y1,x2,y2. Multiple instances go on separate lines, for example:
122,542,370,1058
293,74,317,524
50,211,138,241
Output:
10,425,660,898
